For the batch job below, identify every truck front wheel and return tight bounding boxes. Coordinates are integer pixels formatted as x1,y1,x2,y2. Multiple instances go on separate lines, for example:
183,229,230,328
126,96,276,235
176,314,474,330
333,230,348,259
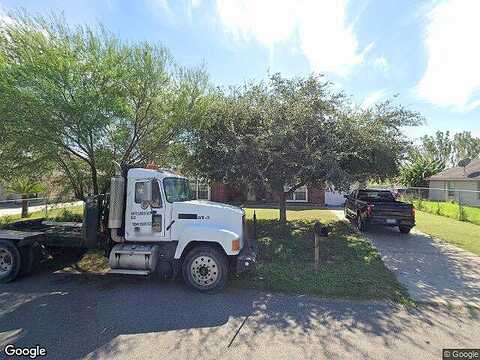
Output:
0,240,21,283
399,226,412,234
356,213,367,232
182,245,228,292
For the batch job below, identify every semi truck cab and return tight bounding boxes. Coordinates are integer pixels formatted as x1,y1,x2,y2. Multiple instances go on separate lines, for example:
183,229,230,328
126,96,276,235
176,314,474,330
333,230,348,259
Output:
106,168,255,291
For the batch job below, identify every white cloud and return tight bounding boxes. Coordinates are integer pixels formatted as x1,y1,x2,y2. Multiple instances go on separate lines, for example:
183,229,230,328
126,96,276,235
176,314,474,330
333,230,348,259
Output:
362,89,387,108
215,0,370,76
417,0,480,111
373,56,389,72
0,5,13,27
148,0,175,21
190,0,202,9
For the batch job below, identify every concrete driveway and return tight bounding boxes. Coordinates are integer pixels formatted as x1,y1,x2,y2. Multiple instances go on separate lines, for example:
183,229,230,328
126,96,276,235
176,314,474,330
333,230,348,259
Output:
1,269,480,360
331,210,480,307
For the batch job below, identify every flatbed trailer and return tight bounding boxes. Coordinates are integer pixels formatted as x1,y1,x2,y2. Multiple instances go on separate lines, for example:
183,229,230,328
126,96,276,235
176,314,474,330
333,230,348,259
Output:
0,218,88,282
2,218,84,247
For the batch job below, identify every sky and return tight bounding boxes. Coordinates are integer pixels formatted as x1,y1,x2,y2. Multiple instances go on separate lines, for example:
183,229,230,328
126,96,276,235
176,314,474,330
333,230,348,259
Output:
1,0,479,140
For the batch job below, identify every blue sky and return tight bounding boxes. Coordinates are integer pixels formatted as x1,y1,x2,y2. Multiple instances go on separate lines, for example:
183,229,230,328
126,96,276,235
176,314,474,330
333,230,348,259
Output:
1,0,479,140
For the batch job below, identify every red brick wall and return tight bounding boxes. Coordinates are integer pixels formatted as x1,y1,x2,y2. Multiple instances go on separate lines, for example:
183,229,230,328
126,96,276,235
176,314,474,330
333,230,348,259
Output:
308,186,325,206
209,182,325,206
211,183,228,202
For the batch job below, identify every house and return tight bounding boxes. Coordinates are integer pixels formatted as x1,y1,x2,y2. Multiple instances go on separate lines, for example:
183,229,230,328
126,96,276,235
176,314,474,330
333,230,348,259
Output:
189,179,344,206
428,158,480,206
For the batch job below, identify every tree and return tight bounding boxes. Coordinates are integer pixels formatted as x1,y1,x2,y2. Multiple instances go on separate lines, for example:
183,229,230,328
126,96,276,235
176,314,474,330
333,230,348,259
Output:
399,157,445,187
187,74,422,223
6,178,45,218
419,131,453,166
452,131,480,165
0,12,207,199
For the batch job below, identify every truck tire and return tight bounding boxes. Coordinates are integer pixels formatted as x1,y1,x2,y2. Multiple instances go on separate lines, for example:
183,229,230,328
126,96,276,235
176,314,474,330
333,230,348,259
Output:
0,240,21,283
182,245,228,292
399,226,412,234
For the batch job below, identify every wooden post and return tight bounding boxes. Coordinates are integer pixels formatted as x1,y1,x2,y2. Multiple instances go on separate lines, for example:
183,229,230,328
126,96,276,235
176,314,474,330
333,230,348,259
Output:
253,210,257,241
313,221,329,271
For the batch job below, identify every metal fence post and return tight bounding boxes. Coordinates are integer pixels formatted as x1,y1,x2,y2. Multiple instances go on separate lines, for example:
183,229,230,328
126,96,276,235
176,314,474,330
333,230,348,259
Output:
458,190,464,221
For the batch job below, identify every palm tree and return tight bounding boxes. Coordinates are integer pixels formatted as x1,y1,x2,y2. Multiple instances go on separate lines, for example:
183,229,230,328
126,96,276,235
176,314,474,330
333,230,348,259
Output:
6,178,45,218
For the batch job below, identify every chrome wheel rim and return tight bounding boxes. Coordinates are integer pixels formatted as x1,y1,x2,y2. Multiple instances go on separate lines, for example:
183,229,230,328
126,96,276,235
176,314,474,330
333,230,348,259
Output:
190,255,219,287
0,248,13,275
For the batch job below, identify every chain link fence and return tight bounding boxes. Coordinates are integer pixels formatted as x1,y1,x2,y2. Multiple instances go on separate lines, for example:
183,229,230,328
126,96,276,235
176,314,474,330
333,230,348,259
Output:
0,195,83,222
398,186,480,225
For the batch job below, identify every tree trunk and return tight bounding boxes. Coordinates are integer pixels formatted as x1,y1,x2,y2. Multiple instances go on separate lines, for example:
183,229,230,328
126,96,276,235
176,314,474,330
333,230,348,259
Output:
21,194,28,218
90,162,99,196
279,191,287,224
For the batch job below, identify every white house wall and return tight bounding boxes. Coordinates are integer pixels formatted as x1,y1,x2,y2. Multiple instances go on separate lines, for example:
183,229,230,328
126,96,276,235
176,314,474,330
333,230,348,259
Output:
428,180,445,201
325,190,345,206
429,180,480,206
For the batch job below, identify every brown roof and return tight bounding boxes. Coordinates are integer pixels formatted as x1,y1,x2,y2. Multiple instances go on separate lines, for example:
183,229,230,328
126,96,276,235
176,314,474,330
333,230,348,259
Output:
428,158,480,181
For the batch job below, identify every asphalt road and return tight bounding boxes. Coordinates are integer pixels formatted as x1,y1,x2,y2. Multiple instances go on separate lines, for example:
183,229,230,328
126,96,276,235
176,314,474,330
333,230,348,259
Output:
1,268,479,360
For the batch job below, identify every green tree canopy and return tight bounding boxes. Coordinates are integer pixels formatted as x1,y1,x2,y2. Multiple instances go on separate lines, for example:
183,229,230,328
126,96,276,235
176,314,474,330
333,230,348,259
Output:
185,74,422,223
0,12,208,199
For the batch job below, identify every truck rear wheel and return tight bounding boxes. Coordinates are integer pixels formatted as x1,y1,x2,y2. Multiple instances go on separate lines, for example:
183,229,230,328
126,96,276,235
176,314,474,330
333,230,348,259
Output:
182,245,228,292
399,226,412,234
0,240,21,283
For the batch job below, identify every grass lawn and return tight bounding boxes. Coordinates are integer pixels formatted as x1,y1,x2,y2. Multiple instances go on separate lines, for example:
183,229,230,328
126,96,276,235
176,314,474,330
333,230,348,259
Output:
415,210,480,256
233,208,409,302
411,199,480,226
243,207,338,222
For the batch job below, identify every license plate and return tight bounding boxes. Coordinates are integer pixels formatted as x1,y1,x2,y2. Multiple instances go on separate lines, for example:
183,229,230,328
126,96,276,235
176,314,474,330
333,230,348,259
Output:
386,219,397,224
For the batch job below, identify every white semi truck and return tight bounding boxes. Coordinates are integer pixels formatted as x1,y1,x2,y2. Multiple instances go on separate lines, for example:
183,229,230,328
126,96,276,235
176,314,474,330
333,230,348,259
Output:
0,167,256,291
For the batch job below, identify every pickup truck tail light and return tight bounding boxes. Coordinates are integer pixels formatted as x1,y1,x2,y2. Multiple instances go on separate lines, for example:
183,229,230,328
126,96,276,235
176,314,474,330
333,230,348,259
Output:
367,204,374,216
412,207,415,218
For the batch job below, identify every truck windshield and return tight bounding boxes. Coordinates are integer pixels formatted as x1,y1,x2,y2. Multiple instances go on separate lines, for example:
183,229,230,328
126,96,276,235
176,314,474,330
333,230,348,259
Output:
358,190,395,202
163,178,193,203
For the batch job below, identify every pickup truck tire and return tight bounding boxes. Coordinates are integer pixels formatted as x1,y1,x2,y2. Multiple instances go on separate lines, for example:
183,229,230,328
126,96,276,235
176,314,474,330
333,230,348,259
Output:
0,240,21,283
399,226,412,234
182,245,228,292
356,214,367,232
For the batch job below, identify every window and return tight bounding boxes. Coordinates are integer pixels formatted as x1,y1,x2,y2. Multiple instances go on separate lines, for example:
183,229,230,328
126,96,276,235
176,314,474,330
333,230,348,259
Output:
447,181,455,198
135,181,162,208
151,181,162,208
163,178,193,203
286,185,308,202
135,182,146,203
357,190,395,202
189,179,211,200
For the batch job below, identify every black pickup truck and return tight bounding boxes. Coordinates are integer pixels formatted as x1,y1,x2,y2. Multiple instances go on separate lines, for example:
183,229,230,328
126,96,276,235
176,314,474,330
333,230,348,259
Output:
344,189,415,233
